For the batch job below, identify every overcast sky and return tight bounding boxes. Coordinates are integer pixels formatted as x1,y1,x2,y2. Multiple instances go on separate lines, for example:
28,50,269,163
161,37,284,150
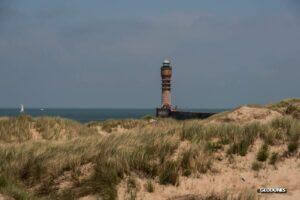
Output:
0,0,299,108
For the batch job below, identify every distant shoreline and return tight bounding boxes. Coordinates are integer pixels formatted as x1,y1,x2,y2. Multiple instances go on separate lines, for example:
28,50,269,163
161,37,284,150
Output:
0,108,226,123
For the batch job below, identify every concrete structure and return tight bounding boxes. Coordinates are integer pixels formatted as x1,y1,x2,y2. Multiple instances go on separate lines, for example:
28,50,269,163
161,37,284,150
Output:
156,59,215,120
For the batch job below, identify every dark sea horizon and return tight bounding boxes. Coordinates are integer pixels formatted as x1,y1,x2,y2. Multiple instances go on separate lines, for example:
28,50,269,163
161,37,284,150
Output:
0,108,228,123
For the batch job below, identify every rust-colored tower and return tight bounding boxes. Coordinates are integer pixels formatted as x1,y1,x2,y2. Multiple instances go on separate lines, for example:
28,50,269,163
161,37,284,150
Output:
161,59,172,108
156,59,216,119
156,59,173,117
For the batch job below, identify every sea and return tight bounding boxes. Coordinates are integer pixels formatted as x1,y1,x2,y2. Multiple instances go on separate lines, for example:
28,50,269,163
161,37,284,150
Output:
0,108,226,123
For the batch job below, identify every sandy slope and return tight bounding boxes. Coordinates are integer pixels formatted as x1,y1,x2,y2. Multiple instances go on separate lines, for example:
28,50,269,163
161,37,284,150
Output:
1,100,299,200
210,106,282,124
116,140,300,200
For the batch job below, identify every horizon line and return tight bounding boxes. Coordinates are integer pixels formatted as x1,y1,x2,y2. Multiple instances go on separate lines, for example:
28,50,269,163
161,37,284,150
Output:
0,107,230,110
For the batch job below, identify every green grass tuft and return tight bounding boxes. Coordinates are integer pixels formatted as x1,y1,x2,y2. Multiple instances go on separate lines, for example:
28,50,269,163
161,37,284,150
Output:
269,152,278,165
256,144,269,162
251,161,263,171
159,161,179,186
145,180,154,193
205,141,223,153
227,139,250,157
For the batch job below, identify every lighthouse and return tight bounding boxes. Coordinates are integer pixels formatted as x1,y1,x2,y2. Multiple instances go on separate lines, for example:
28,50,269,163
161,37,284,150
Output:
156,59,216,119
161,59,172,108
156,59,173,117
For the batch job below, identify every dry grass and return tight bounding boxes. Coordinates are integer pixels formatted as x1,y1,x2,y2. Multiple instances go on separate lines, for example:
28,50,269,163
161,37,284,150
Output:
86,119,148,133
268,98,300,119
0,100,300,199
0,115,33,143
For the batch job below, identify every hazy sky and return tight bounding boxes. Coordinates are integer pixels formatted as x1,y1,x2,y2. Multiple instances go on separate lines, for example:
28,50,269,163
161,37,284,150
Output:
0,0,299,108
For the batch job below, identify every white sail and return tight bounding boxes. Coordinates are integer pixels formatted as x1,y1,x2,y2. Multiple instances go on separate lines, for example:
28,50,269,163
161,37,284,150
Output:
20,104,24,113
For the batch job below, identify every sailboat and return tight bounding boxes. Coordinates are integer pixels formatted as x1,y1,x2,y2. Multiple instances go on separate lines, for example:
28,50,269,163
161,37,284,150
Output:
20,104,24,113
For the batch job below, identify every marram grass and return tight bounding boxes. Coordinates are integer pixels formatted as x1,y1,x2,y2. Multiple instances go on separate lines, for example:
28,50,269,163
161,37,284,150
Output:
0,114,299,199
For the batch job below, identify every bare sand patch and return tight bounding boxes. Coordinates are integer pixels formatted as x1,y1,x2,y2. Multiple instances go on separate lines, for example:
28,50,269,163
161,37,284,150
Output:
0,117,9,121
0,194,14,200
211,106,282,124
118,140,299,200
30,128,42,140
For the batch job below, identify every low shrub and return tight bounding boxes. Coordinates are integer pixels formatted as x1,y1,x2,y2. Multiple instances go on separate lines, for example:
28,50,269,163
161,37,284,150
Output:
251,161,263,171
0,176,7,188
269,152,278,165
141,115,155,121
205,141,223,153
256,144,269,162
288,142,298,153
286,104,300,119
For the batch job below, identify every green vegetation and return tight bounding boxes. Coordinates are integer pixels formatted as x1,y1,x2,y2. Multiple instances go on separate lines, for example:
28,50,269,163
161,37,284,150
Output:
158,161,179,185
126,177,137,200
35,117,97,140
256,143,269,162
205,141,223,153
268,98,300,111
0,115,33,142
0,99,299,199
288,142,299,153
87,119,147,133
251,161,263,171
0,175,34,200
180,148,194,177
145,180,154,193
269,152,278,165
141,115,155,121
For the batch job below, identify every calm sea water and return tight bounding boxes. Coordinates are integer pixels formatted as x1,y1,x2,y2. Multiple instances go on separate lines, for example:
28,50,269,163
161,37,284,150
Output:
0,108,226,123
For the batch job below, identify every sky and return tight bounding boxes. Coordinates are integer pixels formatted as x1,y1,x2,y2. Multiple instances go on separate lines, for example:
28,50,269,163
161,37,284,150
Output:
0,0,300,108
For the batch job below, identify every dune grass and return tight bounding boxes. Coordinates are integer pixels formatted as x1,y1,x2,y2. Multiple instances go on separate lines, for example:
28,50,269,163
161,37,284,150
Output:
268,98,300,119
0,113,299,199
0,115,33,142
145,180,154,193
87,119,148,133
35,116,98,140
256,143,269,162
269,152,278,165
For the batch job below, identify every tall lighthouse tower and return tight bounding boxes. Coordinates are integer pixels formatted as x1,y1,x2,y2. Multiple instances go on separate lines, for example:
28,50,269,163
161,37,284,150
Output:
161,59,172,108
155,59,216,119
156,59,173,117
